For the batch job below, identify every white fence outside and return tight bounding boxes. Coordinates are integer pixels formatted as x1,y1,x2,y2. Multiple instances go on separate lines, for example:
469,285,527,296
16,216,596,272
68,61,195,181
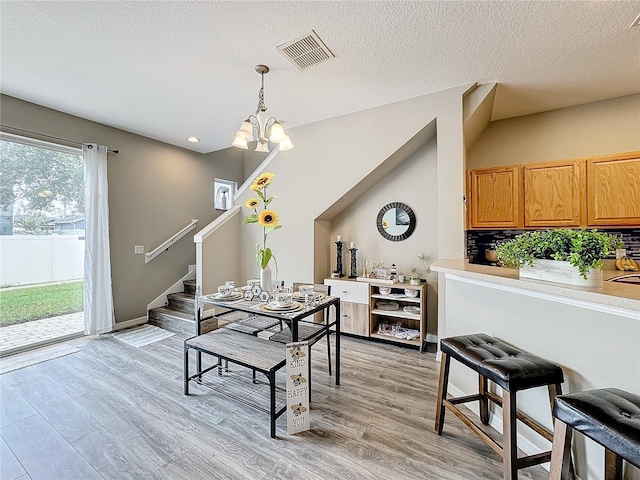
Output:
0,235,84,287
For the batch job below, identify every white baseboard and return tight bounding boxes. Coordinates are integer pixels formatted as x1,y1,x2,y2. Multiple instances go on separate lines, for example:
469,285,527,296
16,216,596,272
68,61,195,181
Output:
113,316,147,331
446,384,552,473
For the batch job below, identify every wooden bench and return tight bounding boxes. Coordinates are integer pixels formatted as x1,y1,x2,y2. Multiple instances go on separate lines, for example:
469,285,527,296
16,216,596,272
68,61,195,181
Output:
184,328,287,438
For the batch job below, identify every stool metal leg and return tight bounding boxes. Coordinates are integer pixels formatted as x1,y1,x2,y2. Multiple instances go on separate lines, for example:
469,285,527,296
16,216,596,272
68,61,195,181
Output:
549,419,573,480
502,389,518,480
604,450,623,480
435,352,451,435
479,374,489,425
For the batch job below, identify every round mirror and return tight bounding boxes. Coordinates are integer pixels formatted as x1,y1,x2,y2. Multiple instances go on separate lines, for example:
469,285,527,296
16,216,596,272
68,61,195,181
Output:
376,202,416,241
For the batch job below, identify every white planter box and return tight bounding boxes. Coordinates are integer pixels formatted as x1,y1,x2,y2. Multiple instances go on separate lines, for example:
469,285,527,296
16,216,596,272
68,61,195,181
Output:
519,259,603,287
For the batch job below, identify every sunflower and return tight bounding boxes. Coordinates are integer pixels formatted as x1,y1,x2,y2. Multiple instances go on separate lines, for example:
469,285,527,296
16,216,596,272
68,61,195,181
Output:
251,172,275,191
258,209,279,227
382,219,389,230
245,198,260,209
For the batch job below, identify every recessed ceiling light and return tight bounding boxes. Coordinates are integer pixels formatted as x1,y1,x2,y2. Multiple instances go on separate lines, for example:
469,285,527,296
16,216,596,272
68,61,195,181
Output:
187,136,200,143
632,13,640,28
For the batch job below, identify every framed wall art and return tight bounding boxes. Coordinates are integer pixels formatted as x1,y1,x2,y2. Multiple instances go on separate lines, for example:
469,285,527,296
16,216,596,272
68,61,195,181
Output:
214,178,237,211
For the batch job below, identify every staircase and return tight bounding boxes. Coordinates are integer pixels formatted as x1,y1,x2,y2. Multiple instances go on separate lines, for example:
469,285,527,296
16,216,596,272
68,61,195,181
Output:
148,280,218,335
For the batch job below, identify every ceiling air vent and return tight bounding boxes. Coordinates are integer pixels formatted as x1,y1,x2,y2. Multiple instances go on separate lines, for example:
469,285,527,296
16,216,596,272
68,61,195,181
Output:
277,30,335,70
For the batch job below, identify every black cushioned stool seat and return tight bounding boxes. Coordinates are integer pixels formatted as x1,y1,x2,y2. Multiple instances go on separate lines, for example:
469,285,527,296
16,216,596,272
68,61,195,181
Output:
435,333,565,480
550,388,640,480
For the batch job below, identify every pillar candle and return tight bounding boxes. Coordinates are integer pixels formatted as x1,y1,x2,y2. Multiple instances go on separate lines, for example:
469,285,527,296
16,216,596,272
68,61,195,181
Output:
350,242,356,248
337,235,342,242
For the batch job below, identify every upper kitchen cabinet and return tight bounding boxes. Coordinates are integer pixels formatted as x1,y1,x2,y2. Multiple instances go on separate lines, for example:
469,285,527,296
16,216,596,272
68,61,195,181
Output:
524,160,585,228
587,152,640,227
467,166,522,229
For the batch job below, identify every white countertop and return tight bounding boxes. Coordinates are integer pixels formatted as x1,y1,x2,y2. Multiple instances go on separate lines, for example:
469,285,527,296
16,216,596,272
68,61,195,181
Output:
431,259,640,314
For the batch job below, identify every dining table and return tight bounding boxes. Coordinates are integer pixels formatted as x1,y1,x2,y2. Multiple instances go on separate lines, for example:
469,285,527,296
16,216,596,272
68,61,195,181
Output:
195,290,341,385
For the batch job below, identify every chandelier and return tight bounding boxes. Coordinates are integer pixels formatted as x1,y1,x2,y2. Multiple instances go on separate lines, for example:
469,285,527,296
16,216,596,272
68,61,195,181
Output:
232,65,294,153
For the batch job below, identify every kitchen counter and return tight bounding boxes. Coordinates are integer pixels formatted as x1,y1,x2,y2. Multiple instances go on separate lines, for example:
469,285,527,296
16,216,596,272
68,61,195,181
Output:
432,258,639,480
431,259,640,315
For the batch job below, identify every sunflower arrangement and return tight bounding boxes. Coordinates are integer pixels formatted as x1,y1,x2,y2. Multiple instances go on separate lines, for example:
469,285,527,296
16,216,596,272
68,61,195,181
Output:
243,171,281,270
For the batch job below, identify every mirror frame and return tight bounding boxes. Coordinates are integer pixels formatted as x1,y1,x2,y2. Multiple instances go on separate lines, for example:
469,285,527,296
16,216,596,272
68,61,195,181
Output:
376,202,416,242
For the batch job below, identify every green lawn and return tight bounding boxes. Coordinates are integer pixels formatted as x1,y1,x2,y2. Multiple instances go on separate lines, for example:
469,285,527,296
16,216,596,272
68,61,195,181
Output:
0,281,84,327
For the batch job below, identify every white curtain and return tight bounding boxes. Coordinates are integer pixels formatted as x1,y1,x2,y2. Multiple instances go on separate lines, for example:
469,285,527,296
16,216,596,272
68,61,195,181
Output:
83,144,115,335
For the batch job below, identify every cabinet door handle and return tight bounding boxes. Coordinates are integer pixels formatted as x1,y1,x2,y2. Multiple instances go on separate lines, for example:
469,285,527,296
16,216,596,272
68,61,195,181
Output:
342,290,348,293
342,314,348,317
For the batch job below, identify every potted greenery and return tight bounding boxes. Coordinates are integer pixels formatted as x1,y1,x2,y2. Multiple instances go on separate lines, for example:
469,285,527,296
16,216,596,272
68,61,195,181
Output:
496,229,622,287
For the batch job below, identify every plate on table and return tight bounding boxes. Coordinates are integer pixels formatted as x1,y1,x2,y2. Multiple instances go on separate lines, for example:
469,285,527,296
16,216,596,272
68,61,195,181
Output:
292,292,326,302
376,301,399,311
260,302,303,313
208,292,243,301
403,306,420,314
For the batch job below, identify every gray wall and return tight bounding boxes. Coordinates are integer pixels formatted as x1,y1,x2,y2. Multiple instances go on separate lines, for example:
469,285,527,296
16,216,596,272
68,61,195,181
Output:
1,94,244,322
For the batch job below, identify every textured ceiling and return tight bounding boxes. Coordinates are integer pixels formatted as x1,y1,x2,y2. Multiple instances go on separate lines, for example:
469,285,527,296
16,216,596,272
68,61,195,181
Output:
1,1,639,154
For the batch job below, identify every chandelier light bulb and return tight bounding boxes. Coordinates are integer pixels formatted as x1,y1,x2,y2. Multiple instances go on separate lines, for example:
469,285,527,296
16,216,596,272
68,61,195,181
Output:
278,136,294,151
268,121,287,143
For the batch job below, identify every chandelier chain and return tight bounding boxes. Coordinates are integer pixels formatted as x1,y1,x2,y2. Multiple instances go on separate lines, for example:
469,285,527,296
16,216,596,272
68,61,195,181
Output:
256,72,266,114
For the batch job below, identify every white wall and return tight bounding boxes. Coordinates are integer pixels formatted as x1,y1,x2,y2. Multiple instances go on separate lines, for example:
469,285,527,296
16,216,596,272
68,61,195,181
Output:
196,206,242,296
236,85,472,287
330,137,439,333
0,235,84,286
467,94,640,168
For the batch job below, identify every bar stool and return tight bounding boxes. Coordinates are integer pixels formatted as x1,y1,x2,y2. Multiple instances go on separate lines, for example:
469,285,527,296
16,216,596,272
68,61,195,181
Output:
550,388,640,480
435,333,565,480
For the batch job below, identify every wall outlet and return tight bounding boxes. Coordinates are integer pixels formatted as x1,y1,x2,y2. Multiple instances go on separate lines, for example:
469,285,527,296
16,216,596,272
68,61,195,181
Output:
134,245,144,255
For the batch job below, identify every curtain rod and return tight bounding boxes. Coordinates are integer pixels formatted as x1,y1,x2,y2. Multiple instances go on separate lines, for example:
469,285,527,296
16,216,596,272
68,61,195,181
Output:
0,124,119,154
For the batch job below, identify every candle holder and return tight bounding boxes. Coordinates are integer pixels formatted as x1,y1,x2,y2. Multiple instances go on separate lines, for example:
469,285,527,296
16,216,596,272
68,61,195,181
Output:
349,248,358,278
335,241,345,277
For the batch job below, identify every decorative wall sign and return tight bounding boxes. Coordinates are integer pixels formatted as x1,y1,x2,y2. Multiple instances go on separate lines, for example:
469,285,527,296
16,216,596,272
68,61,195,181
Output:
286,341,310,434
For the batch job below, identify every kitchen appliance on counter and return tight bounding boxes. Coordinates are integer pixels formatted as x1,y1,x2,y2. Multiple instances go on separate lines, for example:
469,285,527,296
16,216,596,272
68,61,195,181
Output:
469,243,500,266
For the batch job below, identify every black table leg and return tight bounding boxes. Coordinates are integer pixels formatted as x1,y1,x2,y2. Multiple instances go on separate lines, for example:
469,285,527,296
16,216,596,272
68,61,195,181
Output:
335,302,340,385
269,370,276,438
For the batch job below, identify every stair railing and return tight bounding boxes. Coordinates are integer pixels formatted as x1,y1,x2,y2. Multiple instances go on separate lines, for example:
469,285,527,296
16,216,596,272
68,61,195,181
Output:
145,219,198,264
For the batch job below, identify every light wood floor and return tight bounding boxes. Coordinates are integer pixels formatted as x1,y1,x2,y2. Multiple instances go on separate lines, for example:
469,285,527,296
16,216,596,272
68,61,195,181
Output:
0,332,548,480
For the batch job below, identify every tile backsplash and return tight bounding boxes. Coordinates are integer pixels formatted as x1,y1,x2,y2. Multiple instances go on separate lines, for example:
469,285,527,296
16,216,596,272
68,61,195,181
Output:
466,228,640,261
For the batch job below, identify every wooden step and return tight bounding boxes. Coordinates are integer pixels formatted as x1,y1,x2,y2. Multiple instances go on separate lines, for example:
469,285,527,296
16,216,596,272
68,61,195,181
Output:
183,279,197,295
167,292,195,311
149,306,218,335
